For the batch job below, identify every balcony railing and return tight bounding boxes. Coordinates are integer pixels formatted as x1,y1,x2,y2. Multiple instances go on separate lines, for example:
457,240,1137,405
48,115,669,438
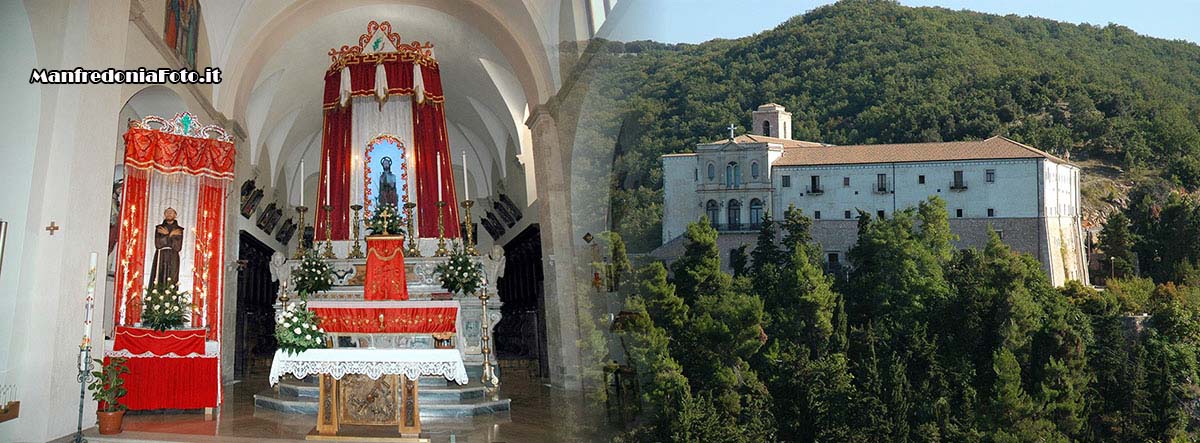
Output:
949,181,968,191
709,222,761,232
872,185,890,194
806,185,824,195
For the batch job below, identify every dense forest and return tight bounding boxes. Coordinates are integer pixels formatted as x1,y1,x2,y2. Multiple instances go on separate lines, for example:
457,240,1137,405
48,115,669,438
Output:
586,0,1200,252
607,194,1200,442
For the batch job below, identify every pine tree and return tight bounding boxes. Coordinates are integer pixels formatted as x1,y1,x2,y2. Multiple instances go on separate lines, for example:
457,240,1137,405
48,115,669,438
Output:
670,218,731,303
730,245,749,278
916,196,956,264
636,262,688,337
1099,211,1137,279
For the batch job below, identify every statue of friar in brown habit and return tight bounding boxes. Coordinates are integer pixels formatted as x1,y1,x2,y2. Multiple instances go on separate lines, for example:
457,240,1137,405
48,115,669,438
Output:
149,207,185,287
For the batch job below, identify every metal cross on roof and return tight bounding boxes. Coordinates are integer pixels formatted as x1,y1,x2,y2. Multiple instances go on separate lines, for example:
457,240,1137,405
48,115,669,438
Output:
727,124,737,139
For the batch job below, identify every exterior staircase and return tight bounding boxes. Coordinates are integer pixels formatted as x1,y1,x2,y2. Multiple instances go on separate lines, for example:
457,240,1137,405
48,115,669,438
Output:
254,365,510,422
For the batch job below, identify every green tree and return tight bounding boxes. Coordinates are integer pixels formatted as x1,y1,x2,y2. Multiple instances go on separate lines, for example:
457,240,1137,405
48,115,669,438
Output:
1099,211,1137,279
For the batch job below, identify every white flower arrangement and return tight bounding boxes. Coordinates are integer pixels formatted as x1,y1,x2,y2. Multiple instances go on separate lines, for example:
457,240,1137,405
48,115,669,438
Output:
275,295,326,356
142,282,190,331
292,251,334,295
435,242,486,295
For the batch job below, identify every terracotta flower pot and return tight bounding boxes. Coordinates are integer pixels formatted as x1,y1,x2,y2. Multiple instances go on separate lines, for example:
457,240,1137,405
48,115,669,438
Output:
97,410,125,435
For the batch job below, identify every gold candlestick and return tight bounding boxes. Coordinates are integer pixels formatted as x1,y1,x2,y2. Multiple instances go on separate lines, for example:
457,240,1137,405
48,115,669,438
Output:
293,206,309,259
435,201,449,256
403,202,420,257
479,290,499,399
321,205,336,259
462,200,478,256
349,204,365,259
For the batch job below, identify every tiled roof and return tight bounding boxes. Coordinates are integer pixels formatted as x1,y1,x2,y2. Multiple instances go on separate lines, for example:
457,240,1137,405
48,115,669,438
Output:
701,134,827,148
774,136,1067,166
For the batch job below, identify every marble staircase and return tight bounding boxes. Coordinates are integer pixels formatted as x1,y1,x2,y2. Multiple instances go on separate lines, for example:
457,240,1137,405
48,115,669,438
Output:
254,365,511,422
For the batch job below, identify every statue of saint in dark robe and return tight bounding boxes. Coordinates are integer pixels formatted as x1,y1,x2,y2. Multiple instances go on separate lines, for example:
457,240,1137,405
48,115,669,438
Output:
149,208,185,287
378,156,400,208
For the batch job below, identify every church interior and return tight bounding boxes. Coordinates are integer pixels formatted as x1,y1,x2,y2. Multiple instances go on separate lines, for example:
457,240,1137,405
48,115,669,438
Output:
0,1,631,441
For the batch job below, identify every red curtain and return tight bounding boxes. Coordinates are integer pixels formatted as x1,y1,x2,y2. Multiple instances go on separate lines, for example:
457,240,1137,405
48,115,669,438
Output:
123,128,235,180
113,168,149,326
316,106,352,240
414,65,460,238
193,181,225,340
310,307,457,334
364,236,410,300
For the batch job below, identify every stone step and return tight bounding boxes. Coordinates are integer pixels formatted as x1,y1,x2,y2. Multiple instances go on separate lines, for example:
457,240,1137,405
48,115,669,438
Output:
253,390,510,419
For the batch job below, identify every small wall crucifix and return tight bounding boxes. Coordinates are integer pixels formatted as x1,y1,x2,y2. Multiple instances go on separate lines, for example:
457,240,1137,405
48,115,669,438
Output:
45,221,61,236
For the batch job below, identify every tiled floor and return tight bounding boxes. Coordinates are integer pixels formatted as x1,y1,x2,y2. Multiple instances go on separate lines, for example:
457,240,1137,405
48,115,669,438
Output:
70,371,613,443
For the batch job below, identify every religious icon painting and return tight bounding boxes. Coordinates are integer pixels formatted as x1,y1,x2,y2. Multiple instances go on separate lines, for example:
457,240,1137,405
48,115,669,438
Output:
241,188,263,219
275,218,297,245
164,0,200,69
256,202,278,231
362,135,410,220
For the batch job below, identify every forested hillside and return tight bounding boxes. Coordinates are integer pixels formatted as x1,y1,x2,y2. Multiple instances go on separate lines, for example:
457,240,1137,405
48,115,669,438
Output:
594,0,1200,252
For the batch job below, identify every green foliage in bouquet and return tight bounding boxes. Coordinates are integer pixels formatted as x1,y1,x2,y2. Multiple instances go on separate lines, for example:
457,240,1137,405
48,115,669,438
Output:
435,242,486,295
366,204,405,236
275,296,326,356
88,357,130,412
292,251,334,295
142,282,189,331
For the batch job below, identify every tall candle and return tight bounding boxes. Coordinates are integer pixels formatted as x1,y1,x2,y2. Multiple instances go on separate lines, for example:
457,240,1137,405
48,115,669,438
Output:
437,152,443,202
81,251,98,368
462,151,469,200
325,156,331,202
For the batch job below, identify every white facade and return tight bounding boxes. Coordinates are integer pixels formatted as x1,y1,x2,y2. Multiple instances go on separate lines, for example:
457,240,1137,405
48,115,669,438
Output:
659,105,1089,286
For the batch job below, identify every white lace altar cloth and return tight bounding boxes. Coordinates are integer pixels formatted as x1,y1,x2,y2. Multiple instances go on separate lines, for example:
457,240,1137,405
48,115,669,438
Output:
269,348,468,386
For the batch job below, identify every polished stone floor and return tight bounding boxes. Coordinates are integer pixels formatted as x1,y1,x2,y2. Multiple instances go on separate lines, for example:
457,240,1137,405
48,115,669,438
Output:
68,369,612,443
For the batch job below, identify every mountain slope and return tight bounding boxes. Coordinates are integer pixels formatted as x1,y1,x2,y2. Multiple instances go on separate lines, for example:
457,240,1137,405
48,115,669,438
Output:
593,0,1200,252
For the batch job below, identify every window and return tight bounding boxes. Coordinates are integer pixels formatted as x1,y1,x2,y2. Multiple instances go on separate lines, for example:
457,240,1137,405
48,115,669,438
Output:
827,252,840,265
749,199,763,225
781,175,791,188
727,199,742,229
762,120,771,137
996,230,1005,239
986,169,995,183
843,177,851,187
952,170,965,189
707,163,715,180
956,209,963,218
810,175,822,193
694,168,698,181
726,163,735,187
844,210,852,219
877,210,885,219
815,210,822,220
751,161,760,179
987,208,995,217
876,173,887,192
918,175,926,184
706,200,720,224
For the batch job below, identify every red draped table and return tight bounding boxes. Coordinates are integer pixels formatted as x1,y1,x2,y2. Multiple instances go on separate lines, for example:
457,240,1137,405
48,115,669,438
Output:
104,326,219,410
365,235,409,300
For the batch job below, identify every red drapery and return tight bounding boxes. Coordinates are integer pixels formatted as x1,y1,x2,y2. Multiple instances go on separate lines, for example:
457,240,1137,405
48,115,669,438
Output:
310,307,457,334
365,236,409,300
103,356,219,410
316,106,352,240
319,58,458,239
113,326,206,356
194,184,225,340
114,168,150,326
123,128,236,180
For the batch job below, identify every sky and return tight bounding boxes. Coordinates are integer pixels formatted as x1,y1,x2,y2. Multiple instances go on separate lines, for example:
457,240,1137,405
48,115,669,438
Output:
604,0,1200,45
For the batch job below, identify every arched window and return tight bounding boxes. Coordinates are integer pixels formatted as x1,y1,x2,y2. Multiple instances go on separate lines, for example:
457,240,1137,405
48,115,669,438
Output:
707,163,715,181
727,199,742,229
706,200,720,224
726,162,741,188
749,199,763,225
751,161,760,179
762,120,771,137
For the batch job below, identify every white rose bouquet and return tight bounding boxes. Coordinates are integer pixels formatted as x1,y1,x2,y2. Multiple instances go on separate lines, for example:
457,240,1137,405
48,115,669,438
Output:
275,296,325,356
292,251,334,295
435,242,486,295
141,282,190,331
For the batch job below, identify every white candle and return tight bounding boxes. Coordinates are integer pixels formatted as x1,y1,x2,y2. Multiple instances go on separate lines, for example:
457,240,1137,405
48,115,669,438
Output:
325,156,331,202
462,151,469,200
299,160,305,206
437,152,443,202
82,252,98,354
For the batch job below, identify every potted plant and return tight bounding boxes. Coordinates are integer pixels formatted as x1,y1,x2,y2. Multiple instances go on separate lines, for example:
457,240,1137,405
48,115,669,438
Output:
88,357,130,434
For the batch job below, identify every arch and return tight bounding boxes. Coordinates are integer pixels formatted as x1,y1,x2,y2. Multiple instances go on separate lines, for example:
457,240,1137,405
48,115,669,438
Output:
218,0,554,124
707,162,715,181
749,198,763,225
117,86,190,164
727,199,741,229
751,161,760,179
762,120,771,137
705,199,719,224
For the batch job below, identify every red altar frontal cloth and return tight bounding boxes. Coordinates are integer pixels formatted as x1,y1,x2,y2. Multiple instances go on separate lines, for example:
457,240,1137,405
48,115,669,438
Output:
311,306,457,334
113,326,206,356
365,235,409,300
104,356,218,410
